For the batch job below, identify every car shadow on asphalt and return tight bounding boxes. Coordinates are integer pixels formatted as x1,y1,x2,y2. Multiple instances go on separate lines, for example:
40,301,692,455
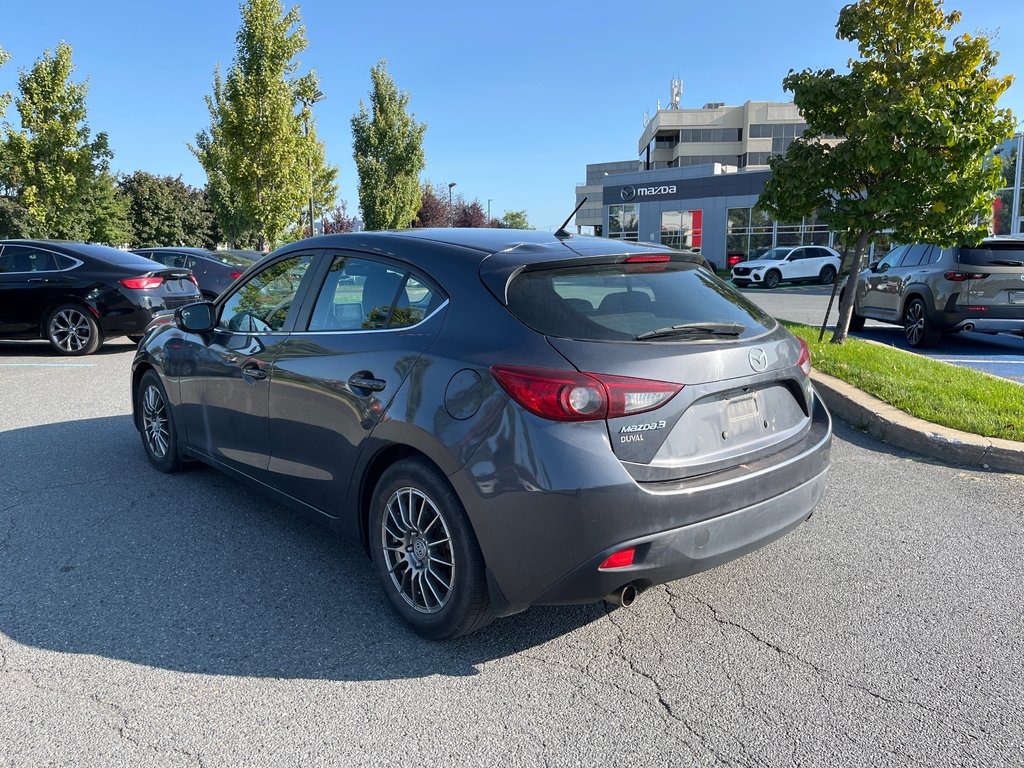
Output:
0,339,139,358
0,416,605,681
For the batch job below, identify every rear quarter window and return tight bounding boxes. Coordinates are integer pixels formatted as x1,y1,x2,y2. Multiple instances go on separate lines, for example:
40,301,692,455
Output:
506,263,775,342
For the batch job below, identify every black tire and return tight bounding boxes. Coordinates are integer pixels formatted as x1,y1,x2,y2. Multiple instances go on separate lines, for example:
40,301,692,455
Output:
369,458,492,640
137,370,186,473
763,270,781,289
46,304,102,356
819,265,837,285
202,291,218,302
903,298,940,348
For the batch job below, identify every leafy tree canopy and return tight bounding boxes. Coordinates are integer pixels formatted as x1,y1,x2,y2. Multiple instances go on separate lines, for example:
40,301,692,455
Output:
500,210,533,230
758,0,1015,343
1,41,121,241
352,60,426,230
191,0,337,249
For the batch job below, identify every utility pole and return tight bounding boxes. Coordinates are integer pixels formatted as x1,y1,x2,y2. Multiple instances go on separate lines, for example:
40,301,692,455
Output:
299,90,325,238
448,182,457,227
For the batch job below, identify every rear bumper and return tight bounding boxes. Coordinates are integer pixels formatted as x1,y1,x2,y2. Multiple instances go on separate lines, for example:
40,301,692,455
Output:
533,466,827,605
456,391,832,616
933,305,1024,333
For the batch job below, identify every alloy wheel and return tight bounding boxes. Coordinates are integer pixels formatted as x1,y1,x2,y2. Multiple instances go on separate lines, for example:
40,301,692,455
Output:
905,302,925,346
381,487,455,614
142,384,170,459
50,309,92,353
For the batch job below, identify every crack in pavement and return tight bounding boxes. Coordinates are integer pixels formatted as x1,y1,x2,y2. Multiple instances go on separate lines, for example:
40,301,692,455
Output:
602,605,743,767
669,585,987,749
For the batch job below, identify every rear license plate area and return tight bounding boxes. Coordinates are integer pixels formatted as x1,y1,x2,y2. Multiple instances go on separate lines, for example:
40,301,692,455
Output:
1010,291,1024,305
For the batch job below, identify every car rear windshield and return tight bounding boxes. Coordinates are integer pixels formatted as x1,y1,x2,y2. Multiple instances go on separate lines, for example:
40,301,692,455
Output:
959,245,1024,267
506,262,775,342
212,251,255,267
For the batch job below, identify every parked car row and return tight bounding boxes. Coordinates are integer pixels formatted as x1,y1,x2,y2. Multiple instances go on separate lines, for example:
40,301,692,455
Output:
0,240,261,355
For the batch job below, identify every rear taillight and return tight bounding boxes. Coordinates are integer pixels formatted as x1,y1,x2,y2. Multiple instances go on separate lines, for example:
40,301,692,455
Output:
726,254,743,268
490,365,682,422
944,272,988,282
229,271,243,280
119,276,164,289
796,337,811,377
187,273,199,286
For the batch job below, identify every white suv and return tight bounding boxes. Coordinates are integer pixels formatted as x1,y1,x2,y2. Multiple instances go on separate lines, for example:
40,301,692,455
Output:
731,245,842,289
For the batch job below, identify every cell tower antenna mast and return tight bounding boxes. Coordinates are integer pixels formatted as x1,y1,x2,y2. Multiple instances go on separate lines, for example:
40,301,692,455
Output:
670,78,682,109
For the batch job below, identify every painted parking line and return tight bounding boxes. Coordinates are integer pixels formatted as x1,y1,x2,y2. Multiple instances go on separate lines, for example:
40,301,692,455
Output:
0,363,97,367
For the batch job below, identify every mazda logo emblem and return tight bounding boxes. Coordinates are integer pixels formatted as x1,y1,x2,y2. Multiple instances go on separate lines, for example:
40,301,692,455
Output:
748,348,768,372
1020,273,1024,281
620,185,636,202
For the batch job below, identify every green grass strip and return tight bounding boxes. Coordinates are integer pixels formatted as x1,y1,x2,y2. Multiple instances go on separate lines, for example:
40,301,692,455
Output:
780,321,1023,442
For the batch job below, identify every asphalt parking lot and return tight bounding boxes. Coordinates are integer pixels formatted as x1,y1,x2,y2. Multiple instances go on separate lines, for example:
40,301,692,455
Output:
1,341,1022,766
739,284,1024,383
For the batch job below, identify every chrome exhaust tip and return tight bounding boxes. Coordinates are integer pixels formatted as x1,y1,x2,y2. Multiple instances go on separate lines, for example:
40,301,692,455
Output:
605,583,638,608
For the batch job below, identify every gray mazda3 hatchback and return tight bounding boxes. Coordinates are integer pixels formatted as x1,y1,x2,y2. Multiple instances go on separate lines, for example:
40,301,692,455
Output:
131,229,832,639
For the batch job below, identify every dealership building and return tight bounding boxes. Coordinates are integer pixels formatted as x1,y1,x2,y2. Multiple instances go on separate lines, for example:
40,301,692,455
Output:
574,90,1024,270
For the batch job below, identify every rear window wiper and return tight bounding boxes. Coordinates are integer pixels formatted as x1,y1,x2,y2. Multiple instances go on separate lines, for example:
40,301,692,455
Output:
984,259,1024,267
634,322,746,341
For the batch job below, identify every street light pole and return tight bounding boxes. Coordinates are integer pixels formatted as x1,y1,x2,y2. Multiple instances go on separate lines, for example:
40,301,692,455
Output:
448,182,457,227
300,90,325,238
488,198,492,224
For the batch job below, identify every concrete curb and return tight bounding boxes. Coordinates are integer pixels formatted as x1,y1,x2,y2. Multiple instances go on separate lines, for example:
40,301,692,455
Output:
811,370,1024,474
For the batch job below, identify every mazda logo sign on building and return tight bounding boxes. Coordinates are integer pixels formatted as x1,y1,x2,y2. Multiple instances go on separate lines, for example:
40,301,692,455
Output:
620,185,637,202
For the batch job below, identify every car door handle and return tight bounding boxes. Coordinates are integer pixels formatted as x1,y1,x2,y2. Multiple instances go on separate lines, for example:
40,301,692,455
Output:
349,374,386,392
241,363,267,381
27,277,46,283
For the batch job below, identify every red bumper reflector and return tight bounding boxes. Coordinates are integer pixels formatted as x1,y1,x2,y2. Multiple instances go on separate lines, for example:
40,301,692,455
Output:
229,271,243,280
599,547,636,570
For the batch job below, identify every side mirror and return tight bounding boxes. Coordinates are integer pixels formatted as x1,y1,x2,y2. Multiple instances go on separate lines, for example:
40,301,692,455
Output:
175,301,216,333
868,261,880,272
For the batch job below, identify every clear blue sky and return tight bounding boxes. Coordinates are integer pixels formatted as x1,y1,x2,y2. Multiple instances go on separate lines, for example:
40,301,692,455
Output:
1,1,1022,231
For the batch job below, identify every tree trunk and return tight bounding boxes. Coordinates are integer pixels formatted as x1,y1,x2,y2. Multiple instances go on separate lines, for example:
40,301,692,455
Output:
818,240,852,342
831,230,872,344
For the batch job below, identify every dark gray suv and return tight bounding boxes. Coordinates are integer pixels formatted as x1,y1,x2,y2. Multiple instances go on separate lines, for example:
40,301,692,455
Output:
131,230,832,639
842,238,1024,347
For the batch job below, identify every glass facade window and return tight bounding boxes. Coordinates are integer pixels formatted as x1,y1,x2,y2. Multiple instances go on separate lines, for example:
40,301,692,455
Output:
608,204,639,241
740,152,772,168
680,128,742,143
726,207,837,258
678,155,741,167
660,210,703,250
993,134,1022,236
749,123,807,140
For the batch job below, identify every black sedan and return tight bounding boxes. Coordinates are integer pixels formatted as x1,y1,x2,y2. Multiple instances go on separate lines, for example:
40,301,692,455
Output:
131,230,832,639
131,247,259,301
0,240,201,355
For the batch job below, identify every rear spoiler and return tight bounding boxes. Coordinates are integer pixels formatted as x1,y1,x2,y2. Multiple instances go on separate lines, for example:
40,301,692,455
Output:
151,268,192,280
478,244,703,306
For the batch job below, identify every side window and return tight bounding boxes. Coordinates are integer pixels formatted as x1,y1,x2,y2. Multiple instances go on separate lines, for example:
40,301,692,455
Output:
53,254,77,270
899,244,932,267
183,255,197,269
877,245,907,271
0,244,57,272
308,255,443,331
218,254,314,333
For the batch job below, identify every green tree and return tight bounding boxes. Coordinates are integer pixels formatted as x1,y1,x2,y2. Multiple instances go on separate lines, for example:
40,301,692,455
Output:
84,171,131,245
351,59,426,230
191,0,337,249
120,172,219,248
758,0,1015,344
500,210,533,229
1,42,113,240
0,45,11,116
